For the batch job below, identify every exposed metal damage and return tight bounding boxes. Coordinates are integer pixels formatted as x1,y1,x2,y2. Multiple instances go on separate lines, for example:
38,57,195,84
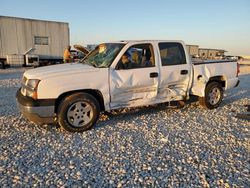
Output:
16,40,240,132
191,64,215,96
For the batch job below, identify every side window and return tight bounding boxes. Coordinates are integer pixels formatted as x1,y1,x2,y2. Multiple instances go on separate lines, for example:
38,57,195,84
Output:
34,36,49,45
117,44,155,70
158,43,186,66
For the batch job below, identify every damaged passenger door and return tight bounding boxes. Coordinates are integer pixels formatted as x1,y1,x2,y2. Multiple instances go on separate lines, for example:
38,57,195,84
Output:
157,42,191,101
109,43,159,109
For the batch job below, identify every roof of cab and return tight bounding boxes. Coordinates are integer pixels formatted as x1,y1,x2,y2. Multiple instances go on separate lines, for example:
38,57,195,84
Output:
116,40,185,44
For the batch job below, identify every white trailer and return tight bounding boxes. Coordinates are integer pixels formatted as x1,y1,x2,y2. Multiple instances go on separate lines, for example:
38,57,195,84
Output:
0,16,69,68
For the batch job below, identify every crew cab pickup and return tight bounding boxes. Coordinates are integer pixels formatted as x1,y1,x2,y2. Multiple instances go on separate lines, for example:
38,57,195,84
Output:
16,40,240,132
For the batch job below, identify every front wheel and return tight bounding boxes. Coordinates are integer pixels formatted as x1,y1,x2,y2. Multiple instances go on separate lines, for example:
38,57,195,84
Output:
199,82,223,109
57,92,100,132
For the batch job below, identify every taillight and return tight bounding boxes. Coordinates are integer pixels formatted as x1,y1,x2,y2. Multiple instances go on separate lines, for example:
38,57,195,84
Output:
237,62,240,77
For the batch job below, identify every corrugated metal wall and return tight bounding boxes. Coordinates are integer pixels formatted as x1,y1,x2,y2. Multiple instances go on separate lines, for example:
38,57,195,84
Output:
0,16,69,59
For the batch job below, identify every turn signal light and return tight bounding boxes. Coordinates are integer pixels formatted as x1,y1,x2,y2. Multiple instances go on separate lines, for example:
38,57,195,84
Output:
32,91,38,100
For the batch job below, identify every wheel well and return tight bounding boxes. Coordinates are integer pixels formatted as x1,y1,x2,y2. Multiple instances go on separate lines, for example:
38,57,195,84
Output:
207,76,226,88
55,89,105,113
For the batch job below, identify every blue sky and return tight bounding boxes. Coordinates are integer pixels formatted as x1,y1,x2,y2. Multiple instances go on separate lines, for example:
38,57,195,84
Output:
1,0,250,55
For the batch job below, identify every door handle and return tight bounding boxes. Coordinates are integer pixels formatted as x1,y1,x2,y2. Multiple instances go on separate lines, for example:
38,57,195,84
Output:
150,72,158,78
180,70,188,75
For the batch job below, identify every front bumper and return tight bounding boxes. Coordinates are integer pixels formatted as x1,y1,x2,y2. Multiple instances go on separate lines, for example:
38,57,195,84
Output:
16,88,56,124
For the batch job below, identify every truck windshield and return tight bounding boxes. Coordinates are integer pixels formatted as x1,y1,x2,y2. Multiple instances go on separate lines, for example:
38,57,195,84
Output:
81,43,125,68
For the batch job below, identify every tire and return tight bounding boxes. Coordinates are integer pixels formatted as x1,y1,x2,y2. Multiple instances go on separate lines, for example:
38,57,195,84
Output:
57,92,100,132
1,61,6,69
199,82,223,109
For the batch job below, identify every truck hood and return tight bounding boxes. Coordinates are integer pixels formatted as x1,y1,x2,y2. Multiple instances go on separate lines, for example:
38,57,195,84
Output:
73,44,89,55
24,63,99,80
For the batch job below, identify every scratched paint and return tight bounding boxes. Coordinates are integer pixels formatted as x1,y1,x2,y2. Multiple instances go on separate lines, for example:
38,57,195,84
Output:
110,67,159,108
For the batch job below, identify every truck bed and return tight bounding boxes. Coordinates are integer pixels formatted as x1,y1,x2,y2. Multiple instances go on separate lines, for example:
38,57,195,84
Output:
190,60,239,97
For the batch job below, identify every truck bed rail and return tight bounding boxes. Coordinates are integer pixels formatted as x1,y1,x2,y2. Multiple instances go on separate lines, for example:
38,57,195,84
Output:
193,59,237,65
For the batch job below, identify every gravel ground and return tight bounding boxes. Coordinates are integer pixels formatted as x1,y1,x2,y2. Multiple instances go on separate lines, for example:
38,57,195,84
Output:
0,67,249,187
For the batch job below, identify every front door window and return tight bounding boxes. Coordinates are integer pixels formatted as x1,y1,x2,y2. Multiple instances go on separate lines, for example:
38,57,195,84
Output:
116,44,155,70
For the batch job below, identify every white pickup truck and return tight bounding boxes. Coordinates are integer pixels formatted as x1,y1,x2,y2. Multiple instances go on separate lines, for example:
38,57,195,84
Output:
16,40,240,132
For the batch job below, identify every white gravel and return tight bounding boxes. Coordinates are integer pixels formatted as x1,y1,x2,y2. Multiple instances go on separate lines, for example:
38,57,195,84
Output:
0,67,249,187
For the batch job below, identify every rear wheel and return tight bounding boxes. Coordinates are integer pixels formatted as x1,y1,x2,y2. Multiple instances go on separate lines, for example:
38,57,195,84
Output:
57,92,100,132
199,82,223,109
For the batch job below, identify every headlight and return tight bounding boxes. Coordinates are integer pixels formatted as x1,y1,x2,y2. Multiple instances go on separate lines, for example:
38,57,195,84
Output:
22,79,40,99
27,79,40,90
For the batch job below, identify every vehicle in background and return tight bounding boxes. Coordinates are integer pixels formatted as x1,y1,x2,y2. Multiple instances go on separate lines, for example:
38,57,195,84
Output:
17,40,240,132
70,50,83,61
71,45,89,61
225,56,238,61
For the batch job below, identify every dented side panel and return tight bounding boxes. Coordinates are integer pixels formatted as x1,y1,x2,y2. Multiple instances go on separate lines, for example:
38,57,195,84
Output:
109,41,193,109
110,67,159,109
191,61,238,97
190,64,211,96
158,64,191,102
156,41,192,102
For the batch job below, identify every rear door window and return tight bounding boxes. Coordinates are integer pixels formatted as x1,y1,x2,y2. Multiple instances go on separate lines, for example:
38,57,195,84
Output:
158,43,186,66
